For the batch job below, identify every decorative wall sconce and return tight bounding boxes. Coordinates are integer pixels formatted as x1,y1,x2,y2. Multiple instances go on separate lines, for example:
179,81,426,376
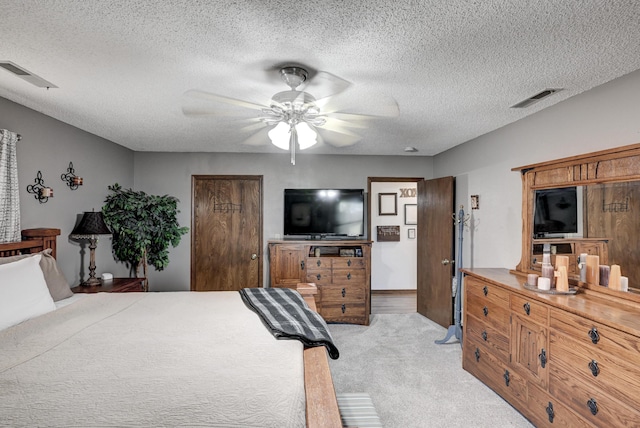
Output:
61,162,83,189
26,171,53,203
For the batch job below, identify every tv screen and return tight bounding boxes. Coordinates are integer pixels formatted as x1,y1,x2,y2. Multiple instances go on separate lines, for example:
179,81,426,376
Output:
284,189,364,238
533,187,578,237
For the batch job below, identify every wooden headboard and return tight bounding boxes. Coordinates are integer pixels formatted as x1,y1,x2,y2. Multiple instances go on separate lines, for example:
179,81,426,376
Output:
0,228,60,258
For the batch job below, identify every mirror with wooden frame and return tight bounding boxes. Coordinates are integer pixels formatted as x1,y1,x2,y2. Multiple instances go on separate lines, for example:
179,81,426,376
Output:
513,143,640,299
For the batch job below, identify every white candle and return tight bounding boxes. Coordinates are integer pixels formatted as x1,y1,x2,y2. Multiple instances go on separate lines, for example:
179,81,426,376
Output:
527,273,539,286
537,277,551,291
620,276,629,292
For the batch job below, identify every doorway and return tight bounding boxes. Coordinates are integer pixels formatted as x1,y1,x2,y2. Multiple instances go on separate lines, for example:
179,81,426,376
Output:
191,175,263,291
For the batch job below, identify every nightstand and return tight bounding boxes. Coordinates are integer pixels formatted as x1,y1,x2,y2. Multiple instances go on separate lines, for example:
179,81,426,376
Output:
71,277,146,293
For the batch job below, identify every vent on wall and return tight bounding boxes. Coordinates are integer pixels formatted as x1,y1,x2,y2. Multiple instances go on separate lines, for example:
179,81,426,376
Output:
511,88,560,108
0,61,58,88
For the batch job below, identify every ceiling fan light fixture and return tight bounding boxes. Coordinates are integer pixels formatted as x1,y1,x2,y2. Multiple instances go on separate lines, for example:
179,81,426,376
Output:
296,122,318,150
268,122,291,150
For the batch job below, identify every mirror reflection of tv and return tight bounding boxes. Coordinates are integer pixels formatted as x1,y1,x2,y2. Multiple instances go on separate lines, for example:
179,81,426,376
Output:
284,189,364,238
533,187,578,238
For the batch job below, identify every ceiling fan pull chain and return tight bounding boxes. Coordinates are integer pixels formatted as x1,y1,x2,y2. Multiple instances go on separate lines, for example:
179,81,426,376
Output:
290,125,297,165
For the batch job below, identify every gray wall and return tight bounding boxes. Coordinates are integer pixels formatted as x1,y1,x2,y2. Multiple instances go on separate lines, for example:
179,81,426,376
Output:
434,68,640,272
133,152,434,291
1,96,134,284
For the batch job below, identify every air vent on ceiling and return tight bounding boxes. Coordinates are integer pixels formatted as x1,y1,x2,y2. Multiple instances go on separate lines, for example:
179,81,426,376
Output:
511,88,560,109
0,61,58,88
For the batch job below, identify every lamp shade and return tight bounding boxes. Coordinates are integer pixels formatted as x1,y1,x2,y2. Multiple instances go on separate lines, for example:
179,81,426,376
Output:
70,211,111,239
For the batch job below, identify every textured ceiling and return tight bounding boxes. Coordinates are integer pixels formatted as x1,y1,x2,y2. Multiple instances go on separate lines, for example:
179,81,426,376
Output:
1,1,640,156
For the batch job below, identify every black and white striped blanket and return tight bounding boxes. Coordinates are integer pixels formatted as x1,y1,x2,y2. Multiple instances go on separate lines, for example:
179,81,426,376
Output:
239,287,340,359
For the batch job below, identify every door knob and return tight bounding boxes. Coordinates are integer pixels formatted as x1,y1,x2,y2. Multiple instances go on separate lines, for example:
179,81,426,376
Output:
251,253,258,260
441,259,454,265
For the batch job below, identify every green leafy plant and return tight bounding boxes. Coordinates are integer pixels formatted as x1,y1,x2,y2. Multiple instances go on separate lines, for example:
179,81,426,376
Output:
102,183,189,283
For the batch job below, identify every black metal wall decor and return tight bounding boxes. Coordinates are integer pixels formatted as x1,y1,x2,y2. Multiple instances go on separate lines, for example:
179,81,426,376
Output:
26,171,53,203
61,162,83,189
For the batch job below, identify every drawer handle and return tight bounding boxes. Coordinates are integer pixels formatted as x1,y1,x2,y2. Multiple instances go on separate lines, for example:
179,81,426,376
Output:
341,304,346,314
474,348,480,362
523,302,531,316
588,327,600,344
588,360,600,377
539,348,547,368
347,272,351,280
587,398,598,416
483,306,489,317
317,259,321,267
316,274,322,281
300,260,305,270
503,370,510,387
483,286,488,296
347,259,352,267
481,330,487,341
342,288,346,298
546,402,555,423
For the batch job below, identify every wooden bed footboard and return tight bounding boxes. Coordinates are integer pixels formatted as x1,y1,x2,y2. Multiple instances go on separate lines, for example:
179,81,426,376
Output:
297,283,342,428
0,228,60,258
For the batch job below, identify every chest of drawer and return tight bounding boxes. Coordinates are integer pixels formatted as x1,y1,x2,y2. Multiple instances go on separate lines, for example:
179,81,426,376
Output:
527,382,591,428
510,294,549,326
466,278,509,306
306,269,332,284
333,258,365,269
466,293,511,336
463,337,527,408
465,313,510,363
549,363,640,427
307,257,332,269
550,330,640,410
321,303,366,322
332,268,366,284
550,308,640,363
321,284,366,303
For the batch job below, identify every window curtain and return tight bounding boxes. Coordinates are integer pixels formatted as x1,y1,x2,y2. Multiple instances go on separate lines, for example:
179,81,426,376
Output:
0,129,21,243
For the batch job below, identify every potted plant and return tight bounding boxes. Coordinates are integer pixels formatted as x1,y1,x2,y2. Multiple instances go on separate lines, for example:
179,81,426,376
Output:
102,183,188,286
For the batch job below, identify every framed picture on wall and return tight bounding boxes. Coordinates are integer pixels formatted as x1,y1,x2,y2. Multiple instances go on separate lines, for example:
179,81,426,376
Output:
378,193,397,216
404,204,417,225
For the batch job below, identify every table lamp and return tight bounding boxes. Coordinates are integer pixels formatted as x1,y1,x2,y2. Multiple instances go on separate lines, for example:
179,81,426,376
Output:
70,211,112,286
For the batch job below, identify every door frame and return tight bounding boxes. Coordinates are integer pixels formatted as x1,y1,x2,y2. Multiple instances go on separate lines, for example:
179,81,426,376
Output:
190,175,264,290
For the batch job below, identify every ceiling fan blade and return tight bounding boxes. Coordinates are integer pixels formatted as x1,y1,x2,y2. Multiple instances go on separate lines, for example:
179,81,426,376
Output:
239,119,268,134
318,90,400,118
183,89,267,113
300,71,352,100
241,126,272,146
316,127,363,148
321,116,369,131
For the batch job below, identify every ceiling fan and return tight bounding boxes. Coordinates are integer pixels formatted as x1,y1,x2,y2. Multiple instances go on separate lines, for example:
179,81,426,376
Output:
183,65,399,165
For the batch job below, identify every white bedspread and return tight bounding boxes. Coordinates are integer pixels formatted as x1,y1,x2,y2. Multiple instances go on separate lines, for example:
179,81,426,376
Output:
0,292,305,427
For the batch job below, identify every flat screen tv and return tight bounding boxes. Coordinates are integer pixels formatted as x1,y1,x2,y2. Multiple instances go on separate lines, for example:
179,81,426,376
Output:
533,187,578,237
284,189,365,238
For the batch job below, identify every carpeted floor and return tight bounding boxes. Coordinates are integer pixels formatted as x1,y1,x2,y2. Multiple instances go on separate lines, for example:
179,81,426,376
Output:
328,313,534,427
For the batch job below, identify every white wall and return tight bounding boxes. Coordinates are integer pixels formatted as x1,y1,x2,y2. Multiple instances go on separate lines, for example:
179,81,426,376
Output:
133,152,433,291
1,96,135,284
434,68,640,273
370,181,417,290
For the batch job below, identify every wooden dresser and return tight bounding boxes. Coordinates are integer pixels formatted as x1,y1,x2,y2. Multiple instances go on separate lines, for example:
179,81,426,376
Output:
462,268,640,427
268,240,372,325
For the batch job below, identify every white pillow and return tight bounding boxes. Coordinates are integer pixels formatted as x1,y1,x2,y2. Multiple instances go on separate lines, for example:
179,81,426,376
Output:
0,255,56,331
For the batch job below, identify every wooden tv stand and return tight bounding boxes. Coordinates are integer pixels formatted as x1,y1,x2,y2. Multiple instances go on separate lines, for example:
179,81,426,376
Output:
268,240,372,325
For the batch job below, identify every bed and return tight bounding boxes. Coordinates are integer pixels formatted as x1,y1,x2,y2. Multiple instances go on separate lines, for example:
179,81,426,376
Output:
0,229,341,428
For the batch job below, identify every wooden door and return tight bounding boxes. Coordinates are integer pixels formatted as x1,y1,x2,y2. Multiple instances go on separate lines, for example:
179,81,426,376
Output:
417,176,455,328
191,175,262,291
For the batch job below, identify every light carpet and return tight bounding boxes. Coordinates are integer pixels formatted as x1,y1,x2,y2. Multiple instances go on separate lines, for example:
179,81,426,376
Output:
328,314,534,428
